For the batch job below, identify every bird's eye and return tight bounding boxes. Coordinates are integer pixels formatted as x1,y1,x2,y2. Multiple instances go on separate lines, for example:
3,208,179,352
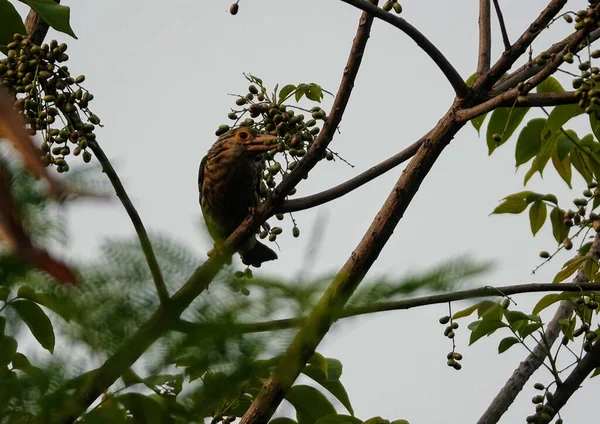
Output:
238,130,249,140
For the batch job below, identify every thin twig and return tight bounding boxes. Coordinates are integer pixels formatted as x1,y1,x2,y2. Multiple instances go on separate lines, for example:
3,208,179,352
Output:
492,0,511,50
277,137,423,213
339,0,469,98
478,0,492,74
87,141,170,303
176,281,600,336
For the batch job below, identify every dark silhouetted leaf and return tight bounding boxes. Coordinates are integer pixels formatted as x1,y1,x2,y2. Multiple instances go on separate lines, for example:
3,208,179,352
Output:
10,299,55,353
498,336,520,353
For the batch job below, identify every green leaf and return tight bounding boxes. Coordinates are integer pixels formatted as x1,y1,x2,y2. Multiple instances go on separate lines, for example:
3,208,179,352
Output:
518,322,543,339
584,258,599,281
469,320,507,345
117,393,165,424
536,76,565,94
278,84,297,104
303,365,354,415
533,292,581,314
557,132,576,160
570,147,594,183
529,201,547,236
591,367,600,378
503,310,530,325
295,84,307,102
306,83,324,102
286,385,337,424
10,299,54,353
315,415,362,424
552,152,572,188
553,256,588,283
515,118,545,166
491,198,528,214
477,300,502,320
452,304,478,319
19,0,77,38
270,419,299,424
0,0,26,51
498,336,520,353
591,114,600,142
471,113,488,135
544,103,583,135
308,352,328,379
549,207,568,245
0,335,17,368
390,421,410,424
326,358,343,381
486,106,530,155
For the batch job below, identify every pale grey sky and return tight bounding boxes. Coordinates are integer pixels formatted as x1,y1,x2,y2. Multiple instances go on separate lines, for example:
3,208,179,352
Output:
12,1,600,422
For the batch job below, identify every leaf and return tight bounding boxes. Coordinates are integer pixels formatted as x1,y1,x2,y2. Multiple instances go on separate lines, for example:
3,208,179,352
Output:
529,201,547,236
83,404,128,424
278,84,297,104
465,73,487,134
469,320,507,345
553,256,588,283
19,0,77,38
303,365,354,415
326,358,343,381
584,258,599,282
570,146,594,183
477,300,502,320
518,322,543,339
498,336,520,353
10,299,54,353
533,292,581,314
0,335,17,368
486,106,530,155
491,198,528,214
591,113,600,142
556,131,576,160
286,385,337,424
452,304,478,319
270,419,299,424
552,152,572,188
316,415,362,424
0,0,26,51
544,103,583,135
549,207,568,245
308,352,328,379
295,84,307,102
306,84,324,102
503,310,530,325
515,118,545,166
117,393,165,424
536,76,565,94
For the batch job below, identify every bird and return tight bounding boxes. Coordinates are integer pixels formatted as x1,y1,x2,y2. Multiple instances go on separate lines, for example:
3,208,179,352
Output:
199,126,279,267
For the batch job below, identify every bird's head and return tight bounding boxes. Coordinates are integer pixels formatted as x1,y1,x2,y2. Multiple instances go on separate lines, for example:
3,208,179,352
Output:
219,127,279,154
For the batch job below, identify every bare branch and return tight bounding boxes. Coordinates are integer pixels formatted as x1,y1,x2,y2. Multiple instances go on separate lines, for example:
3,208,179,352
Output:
177,281,600,337
339,0,469,97
478,0,492,74
457,91,578,122
492,0,511,50
88,141,170,303
474,0,567,92
477,233,600,424
277,138,423,213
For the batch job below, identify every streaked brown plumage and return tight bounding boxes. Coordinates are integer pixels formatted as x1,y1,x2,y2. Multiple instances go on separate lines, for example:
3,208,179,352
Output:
199,127,278,266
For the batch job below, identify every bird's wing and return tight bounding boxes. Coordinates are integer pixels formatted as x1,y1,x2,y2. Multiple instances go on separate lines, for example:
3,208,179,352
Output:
198,154,207,205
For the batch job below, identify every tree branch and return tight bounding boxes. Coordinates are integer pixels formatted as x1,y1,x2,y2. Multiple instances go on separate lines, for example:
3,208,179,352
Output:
276,138,423,213
339,0,469,98
87,141,170,304
473,0,567,93
52,0,374,421
478,0,491,74
477,233,600,424
176,281,600,336
492,0,511,50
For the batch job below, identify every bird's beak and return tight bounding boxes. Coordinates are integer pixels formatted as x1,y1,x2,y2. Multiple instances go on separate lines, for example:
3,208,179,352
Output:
245,133,279,152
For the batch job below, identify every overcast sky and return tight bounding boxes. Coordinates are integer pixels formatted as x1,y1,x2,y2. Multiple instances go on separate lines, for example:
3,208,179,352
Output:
12,0,600,422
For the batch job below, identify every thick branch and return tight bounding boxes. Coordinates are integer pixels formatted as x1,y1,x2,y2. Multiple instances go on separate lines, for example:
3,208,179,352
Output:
52,1,373,421
87,141,170,304
339,0,469,97
477,233,600,424
176,281,600,336
478,0,491,74
492,0,511,50
473,0,567,93
277,138,423,213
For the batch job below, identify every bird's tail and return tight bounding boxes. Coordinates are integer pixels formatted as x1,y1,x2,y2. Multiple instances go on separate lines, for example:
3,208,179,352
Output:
241,240,278,267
